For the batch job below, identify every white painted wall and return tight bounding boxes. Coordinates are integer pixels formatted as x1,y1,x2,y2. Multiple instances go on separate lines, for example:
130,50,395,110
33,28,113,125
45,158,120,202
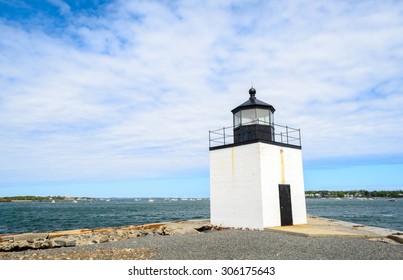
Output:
260,144,307,226
210,144,264,228
210,142,307,229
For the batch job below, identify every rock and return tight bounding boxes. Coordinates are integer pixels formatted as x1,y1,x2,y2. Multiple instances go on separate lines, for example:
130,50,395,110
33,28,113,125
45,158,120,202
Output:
65,239,76,247
162,220,213,235
40,241,52,249
127,230,142,238
15,240,31,250
0,243,16,251
14,233,49,242
0,235,14,243
32,242,42,249
0,219,214,252
195,225,213,232
76,239,93,246
139,230,149,236
99,236,109,243
155,226,166,235
109,236,122,242
53,239,66,247
162,224,199,235
388,234,403,244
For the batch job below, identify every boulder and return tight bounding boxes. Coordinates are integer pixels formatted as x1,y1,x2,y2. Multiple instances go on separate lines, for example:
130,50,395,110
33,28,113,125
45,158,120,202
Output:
15,240,31,250
0,235,14,243
0,243,16,251
127,230,142,238
99,236,109,243
40,241,52,249
65,239,77,247
32,242,42,249
52,239,66,247
14,233,49,242
0,219,214,252
162,220,213,235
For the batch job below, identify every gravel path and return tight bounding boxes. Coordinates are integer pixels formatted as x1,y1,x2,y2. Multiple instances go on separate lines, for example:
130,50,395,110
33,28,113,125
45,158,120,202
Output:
1,229,402,260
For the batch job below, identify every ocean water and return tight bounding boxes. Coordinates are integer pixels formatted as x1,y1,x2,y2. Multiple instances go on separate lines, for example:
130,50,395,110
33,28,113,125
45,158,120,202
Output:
305,198,403,232
0,198,402,235
0,198,209,235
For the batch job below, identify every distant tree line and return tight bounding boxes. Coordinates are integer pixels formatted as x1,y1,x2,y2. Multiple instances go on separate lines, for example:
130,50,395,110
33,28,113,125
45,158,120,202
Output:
305,190,403,198
0,196,65,201
0,196,93,202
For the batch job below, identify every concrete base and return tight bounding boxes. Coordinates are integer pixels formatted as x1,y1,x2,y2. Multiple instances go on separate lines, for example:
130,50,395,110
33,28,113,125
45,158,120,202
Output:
266,215,403,244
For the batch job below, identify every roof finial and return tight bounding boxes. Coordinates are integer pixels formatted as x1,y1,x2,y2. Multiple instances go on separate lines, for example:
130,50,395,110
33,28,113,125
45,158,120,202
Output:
249,85,256,99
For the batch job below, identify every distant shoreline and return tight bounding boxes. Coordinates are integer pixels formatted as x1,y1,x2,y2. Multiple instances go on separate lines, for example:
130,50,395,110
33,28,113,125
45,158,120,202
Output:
305,190,403,198
1,190,402,202
0,196,95,203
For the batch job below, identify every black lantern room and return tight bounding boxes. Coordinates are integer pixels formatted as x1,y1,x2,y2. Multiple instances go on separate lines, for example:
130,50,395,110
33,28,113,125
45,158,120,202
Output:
232,87,275,143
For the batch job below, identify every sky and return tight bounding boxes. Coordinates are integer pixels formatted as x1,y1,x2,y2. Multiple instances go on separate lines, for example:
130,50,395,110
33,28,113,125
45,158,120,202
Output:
0,0,402,198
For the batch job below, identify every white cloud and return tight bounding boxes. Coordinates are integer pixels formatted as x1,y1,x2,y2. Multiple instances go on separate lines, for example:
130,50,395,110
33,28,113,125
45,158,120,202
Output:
47,0,71,16
1,0,403,186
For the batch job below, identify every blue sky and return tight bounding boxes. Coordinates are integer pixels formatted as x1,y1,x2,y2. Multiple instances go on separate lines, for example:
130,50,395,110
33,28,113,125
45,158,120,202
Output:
1,0,402,197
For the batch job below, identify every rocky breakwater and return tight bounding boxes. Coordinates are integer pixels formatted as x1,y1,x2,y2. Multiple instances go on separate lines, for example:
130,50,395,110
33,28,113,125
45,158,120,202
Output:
0,220,213,252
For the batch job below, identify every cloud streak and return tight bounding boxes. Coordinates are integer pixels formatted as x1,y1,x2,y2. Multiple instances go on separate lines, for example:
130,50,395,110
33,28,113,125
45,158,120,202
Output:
1,0,403,188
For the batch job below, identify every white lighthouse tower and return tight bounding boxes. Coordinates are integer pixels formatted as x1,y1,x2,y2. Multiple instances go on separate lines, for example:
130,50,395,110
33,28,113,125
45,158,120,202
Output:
209,87,307,229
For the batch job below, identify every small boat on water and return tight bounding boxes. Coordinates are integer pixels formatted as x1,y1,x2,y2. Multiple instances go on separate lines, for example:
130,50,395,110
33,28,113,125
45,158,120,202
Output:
388,199,396,202
51,200,55,203
148,199,155,203
72,200,78,203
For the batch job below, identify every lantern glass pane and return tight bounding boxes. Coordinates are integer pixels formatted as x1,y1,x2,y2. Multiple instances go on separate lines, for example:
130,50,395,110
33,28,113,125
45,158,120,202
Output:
234,112,241,127
241,109,256,125
257,108,270,125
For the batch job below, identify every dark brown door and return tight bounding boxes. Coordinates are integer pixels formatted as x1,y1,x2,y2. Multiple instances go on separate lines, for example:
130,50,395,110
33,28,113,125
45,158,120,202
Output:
279,184,293,226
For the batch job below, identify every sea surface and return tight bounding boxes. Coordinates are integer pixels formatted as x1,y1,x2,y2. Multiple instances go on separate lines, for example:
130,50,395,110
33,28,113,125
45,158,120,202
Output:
0,198,402,235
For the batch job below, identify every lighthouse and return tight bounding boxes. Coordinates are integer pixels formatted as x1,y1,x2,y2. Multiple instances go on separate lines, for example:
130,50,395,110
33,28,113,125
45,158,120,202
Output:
209,87,307,229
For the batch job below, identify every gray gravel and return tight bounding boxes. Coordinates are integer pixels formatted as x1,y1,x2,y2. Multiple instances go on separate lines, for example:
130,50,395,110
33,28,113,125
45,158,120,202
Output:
2,229,402,260
120,229,403,260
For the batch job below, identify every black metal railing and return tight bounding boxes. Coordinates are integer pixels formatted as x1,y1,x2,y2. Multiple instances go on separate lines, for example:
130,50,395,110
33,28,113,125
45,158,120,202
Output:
209,121,301,148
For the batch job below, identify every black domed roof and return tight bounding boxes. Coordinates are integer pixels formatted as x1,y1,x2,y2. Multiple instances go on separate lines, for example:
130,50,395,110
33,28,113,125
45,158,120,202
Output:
231,87,275,114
